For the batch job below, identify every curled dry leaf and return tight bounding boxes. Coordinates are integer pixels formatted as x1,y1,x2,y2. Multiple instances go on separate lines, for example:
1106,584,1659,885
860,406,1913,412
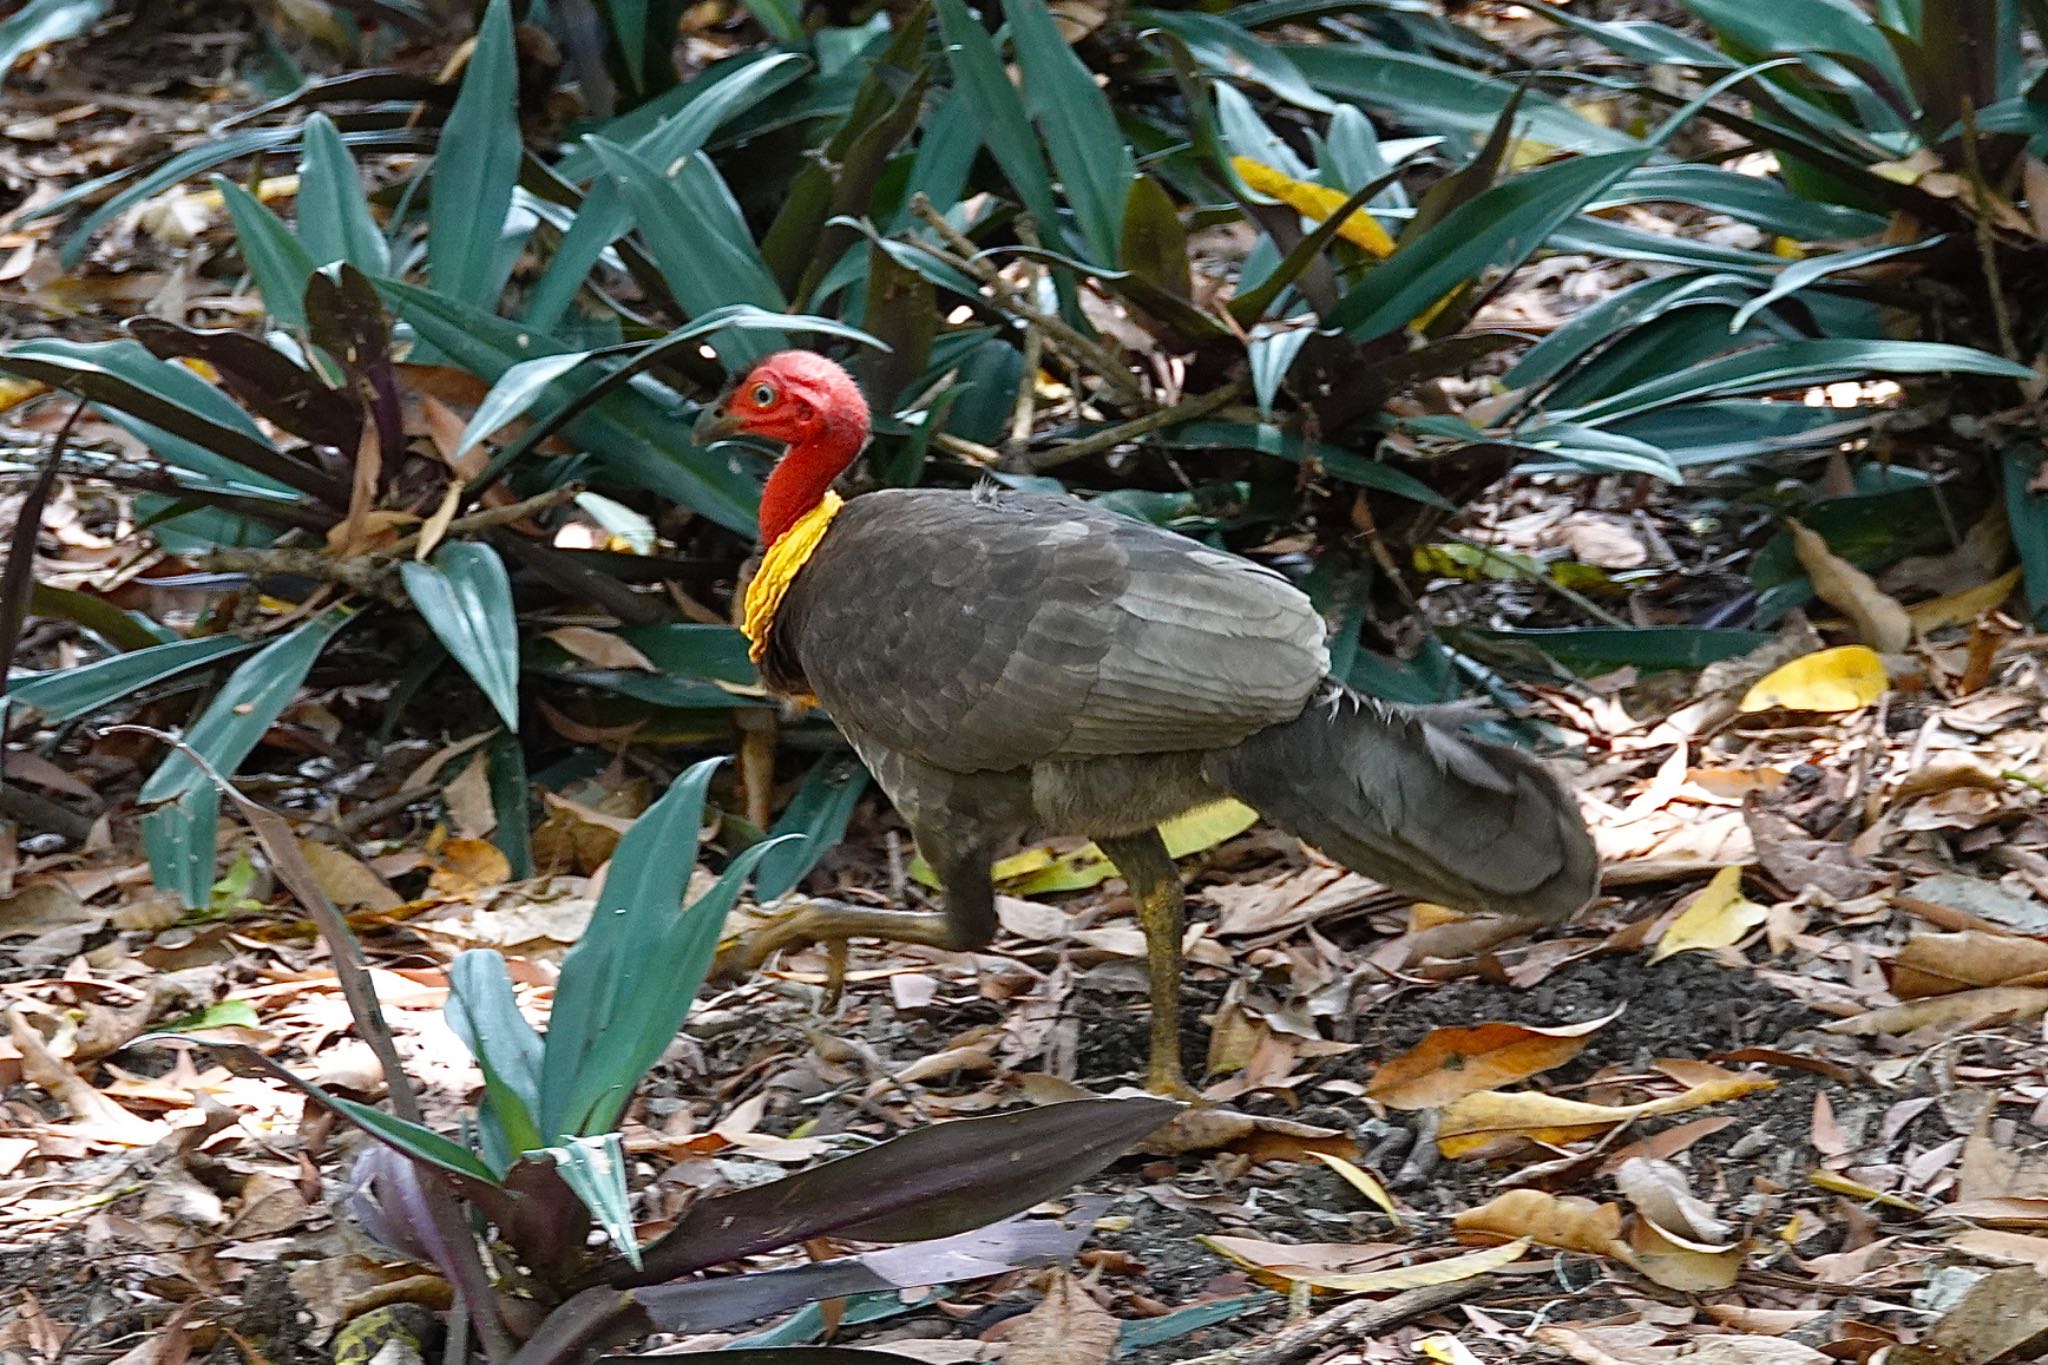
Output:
997,1268,1118,1365
1649,866,1767,963
1365,1008,1621,1110
1891,751,2015,808
1738,644,1889,713
1891,931,2048,998
1455,1188,1623,1258
1949,1228,2048,1273
1203,1231,1528,1292
1436,1072,1776,1158
1135,1108,1352,1162
1614,1157,1732,1245
1823,986,2048,1037
1787,519,1912,651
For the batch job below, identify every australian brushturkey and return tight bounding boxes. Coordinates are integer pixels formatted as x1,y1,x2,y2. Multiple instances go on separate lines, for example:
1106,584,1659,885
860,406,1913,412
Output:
697,351,1599,1095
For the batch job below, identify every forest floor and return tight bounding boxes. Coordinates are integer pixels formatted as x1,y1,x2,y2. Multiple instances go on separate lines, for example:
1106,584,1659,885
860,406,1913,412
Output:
8,5,2048,1365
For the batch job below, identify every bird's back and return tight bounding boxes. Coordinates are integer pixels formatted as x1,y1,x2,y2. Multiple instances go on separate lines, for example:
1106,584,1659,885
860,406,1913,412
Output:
760,486,1329,776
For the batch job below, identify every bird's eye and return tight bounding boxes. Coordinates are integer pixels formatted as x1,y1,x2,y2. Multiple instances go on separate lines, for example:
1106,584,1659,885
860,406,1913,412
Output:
751,383,776,406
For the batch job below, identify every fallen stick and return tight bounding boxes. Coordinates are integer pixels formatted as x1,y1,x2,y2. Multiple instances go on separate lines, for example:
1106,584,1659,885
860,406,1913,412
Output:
1175,1278,1491,1365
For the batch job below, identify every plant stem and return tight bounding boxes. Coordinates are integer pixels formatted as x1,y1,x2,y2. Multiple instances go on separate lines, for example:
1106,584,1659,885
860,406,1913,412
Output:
906,194,1146,406
1027,378,1250,472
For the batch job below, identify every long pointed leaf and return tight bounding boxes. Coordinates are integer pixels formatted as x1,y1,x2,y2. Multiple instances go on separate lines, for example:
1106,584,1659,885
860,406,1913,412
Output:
297,112,391,275
430,0,520,307
625,1096,1178,1285
10,634,258,724
399,542,520,730
138,611,347,905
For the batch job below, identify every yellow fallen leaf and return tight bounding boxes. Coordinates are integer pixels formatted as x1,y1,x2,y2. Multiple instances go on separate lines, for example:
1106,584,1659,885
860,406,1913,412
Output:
911,799,1260,894
0,377,45,416
1366,1008,1621,1110
1649,865,1767,963
1891,931,2048,999
426,837,513,898
1310,1151,1402,1228
1738,644,1889,713
1789,519,1911,651
1907,566,2022,634
1230,156,1396,257
1436,1074,1777,1158
1810,1170,1924,1213
1455,1189,1625,1258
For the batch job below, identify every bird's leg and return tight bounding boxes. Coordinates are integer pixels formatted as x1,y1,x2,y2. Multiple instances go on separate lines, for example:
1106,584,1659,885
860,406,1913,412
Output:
1096,830,1195,1100
711,840,997,981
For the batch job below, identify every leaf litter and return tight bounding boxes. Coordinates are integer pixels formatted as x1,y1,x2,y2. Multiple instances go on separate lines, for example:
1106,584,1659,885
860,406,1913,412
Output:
6,16,2048,1365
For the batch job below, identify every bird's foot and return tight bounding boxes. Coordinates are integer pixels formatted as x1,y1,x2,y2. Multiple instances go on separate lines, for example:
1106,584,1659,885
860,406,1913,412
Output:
1144,1063,1203,1103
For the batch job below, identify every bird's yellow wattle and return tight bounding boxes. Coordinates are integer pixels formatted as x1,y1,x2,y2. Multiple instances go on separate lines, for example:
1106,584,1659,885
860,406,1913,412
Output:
742,490,844,665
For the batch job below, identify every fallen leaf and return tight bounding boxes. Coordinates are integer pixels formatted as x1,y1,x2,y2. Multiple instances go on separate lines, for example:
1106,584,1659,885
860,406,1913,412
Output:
425,838,513,898
1944,1198,2048,1228
299,840,402,912
1533,1324,1829,1364
1888,1266,2048,1365
1788,519,1911,651
1738,644,1889,713
1366,1009,1621,1109
1437,1073,1776,1158
914,800,1260,895
1204,1232,1527,1292
1649,866,1767,963
1906,565,2023,634
542,626,658,672
1455,1188,1625,1257
1135,1109,1352,1162
1309,1151,1402,1227
1823,987,2048,1037
7,1009,163,1146
1950,1229,2048,1273
1892,931,2048,998
999,1269,1118,1365
1614,1157,1733,1245
1230,156,1396,255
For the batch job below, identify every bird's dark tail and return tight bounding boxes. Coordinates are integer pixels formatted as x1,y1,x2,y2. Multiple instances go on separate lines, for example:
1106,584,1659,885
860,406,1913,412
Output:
1202,681,1599,923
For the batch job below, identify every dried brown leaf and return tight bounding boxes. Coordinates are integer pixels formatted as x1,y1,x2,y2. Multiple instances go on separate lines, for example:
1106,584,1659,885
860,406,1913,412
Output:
1367,1009,1620,1109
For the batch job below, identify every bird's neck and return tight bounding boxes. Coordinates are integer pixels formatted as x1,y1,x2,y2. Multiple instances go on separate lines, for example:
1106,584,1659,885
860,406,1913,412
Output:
759,424,862,548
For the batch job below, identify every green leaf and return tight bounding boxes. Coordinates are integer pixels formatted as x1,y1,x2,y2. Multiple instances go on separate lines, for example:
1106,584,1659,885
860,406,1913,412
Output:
487,730,535,879
378,280,764,535
2009,446,2048,628
447,948,544,1172
629,1096,1180,1284
1001,0,1136,263
737,0,802,44
1557,339,2035,426
0,0,105,84
1284,40,1645,155
1597,164,1886,241
429,0,520,308
0,338,342,502
1474,626,1775,674
1495,423,1684,481
546,1134,641,1267
127,317,360,450
586,136,785,322
165,999,260,1030
752,755,867,902
10,634,259,724
538,758,719,1136
1158,421,1454,509
1727,238,1940,332
1331,150,1646,339
138,611,346,906
531,622,764,709
399,542,520,731
210,177,318,332
524,53,807,332
295,113,391,276
933,0,1065,250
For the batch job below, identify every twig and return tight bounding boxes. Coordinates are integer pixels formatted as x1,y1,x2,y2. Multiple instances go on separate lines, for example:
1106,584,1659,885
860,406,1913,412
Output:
1004,219,1049,470
1176,1278,1492,1365
0,785,96,845
1027,377,1251,472
196,484,588,606
932,431,1004,468
907,194,1146,406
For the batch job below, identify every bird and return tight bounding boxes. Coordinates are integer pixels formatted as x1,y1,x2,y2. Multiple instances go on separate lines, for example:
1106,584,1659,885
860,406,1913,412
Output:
695,350,1599,1096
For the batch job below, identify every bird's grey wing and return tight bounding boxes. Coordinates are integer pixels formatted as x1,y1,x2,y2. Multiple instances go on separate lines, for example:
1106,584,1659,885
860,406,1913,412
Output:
775,489,1328,774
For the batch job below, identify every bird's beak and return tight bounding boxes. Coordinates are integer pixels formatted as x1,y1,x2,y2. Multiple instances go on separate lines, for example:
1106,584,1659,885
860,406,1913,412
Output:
692,397,742,445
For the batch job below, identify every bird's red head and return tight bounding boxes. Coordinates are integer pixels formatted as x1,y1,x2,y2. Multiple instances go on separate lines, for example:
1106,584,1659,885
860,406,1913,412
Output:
695,351,871,547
